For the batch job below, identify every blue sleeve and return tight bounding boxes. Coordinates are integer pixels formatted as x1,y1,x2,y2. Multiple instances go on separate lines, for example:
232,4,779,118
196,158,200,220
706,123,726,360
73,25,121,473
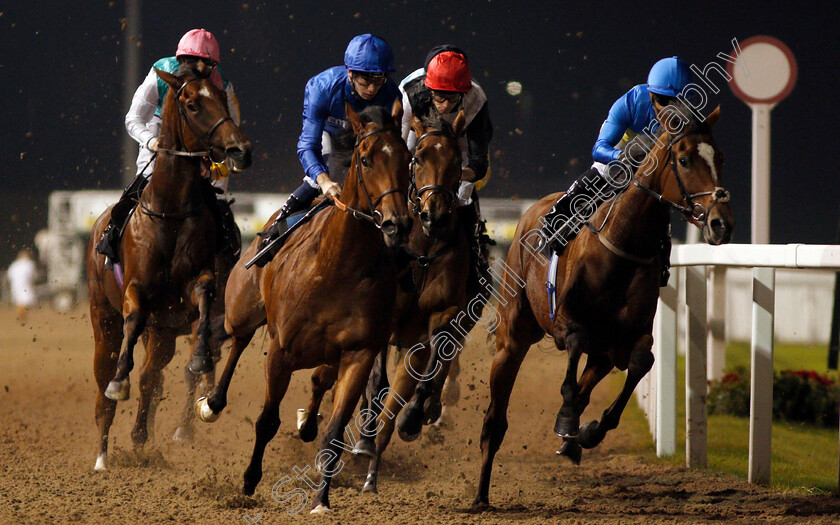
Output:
591,92,633,164
296,78,330,181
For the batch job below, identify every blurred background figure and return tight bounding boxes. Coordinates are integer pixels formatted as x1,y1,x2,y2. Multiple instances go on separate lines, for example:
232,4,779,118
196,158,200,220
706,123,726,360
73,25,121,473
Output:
7,249,38,322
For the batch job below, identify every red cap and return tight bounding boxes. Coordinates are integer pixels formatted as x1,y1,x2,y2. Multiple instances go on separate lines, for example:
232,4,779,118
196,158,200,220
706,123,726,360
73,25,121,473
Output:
424,51,472,93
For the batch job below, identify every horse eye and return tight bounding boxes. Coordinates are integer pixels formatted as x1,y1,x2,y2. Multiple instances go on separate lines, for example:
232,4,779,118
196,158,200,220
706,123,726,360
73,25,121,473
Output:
360,156,369,167
679,157,688,167
186,102,198,112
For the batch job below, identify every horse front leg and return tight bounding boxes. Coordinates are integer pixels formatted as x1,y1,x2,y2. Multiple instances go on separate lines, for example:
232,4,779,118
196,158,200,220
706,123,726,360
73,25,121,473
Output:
188,272,216,374
92,300,123,471
197,332,255,421
397,308,459,439
556,352,612,465
105,283,148,401
298,364,338,443
577,334,654,449
553,327,587,438
310,348,378,514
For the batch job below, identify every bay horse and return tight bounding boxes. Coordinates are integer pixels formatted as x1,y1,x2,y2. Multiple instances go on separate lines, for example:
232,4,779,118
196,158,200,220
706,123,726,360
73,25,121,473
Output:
294,111,485,494
87,67,252,471
473,102,733,508
196,101,412,513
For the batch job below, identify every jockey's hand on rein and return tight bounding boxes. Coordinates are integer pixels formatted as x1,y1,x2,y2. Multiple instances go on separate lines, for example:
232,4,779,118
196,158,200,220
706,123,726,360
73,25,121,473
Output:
316,173,342,201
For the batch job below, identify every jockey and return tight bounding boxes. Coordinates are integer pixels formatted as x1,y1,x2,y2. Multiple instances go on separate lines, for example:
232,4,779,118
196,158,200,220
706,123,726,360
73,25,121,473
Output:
540,56,694,285
399,45,494,288
96,28,242,264
256,34,400,249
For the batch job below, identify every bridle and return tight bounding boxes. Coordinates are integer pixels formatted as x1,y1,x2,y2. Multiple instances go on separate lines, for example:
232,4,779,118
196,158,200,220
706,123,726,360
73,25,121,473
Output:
140,77,233,221
332,125,406,228
632,124,730,225
408,130,461,216
157,77,233,164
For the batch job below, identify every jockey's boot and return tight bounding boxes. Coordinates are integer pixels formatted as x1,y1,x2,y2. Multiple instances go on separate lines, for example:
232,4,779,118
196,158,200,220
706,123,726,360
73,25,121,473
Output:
251,183,320,267
458,199,494,299
540,167,609,255
659,220,672,287
217,198,242,261
95,174,149,264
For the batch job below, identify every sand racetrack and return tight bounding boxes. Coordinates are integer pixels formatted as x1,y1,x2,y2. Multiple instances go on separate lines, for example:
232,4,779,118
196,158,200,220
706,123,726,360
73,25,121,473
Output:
1,305,839,524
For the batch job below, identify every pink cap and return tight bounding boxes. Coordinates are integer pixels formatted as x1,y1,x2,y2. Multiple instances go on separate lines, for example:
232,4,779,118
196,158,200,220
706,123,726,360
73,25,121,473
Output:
176,29,220,64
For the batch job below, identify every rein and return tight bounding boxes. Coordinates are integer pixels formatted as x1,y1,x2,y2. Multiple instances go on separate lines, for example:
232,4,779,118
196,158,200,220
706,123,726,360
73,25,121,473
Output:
332,125,405,228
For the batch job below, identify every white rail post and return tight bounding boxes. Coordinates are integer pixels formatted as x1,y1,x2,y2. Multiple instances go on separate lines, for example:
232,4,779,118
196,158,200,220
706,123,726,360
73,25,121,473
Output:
683,265,708,468
707,266,727,381
749,267,775,484
655,270,678,456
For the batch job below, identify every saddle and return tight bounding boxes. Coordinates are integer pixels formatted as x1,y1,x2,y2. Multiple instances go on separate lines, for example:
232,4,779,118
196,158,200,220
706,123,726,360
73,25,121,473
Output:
247,199,333,269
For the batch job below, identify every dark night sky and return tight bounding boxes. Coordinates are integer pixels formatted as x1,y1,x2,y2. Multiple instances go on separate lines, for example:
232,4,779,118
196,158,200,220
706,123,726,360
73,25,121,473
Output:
1,1,838,268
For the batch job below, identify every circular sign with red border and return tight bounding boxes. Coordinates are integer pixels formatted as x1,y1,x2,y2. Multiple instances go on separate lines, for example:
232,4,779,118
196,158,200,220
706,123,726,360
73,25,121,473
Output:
727,35,797,105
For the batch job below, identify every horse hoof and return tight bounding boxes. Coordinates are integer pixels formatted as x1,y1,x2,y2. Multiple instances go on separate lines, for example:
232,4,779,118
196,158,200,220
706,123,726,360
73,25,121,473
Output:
351,438,377,458
577,420,601,449
362,480,378,494
396,403,424,440
553,414,580,438
104,379,130,401
397,427,421,443
471,498,491,512
556,439,582,465
173,425,194,443
296,408,308,431
188,354,213,375
422,398,442,425
310,504,332,514
195,397,220,423
94,453,107,472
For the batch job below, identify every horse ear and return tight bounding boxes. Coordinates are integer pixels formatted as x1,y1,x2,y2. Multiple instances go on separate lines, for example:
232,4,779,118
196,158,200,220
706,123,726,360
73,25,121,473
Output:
650,92,667,122
410,113,425,139
706,105,721,127
391,98,404,128
452,109,467,137
345,101,364,136
155,68,182,92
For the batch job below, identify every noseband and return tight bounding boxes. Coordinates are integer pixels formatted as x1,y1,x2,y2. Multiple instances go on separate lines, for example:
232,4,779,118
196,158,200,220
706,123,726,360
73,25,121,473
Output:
632,125,730,225
333,125,406,228
157,78,233,163
408,130,461,216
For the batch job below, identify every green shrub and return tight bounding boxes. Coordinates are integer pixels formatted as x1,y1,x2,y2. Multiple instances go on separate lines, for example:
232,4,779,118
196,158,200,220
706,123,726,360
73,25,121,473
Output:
707,368,840,428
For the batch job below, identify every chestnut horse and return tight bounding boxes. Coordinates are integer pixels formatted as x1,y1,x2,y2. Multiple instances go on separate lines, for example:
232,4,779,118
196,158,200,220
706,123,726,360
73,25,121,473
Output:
474,102,733,507
87,67,252,471
295,112,485,494
196,102,412,513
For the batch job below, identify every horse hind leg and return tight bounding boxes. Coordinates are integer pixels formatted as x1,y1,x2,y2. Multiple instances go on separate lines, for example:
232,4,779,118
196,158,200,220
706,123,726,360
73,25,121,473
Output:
298,364,338,443
352,347,389,456
105,283,148,401
92,302,124,471
435,351,461,426
243,340,293,496
363,347,419,494
309,349,378,513
132,328,176,447
577,335,654,449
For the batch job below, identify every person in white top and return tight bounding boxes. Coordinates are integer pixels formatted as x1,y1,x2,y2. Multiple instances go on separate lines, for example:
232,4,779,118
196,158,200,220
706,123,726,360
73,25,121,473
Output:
96,29,242,265
7,249,38,322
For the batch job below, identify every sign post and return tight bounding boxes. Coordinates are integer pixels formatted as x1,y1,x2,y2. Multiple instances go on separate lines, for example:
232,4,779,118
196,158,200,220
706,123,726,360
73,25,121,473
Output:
727,36,797,244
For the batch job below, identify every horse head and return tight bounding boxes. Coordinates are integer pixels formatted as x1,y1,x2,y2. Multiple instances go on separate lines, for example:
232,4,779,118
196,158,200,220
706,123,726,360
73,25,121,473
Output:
155,68,253,172
408,110,466,238
646,101,734,245
344,100,413,248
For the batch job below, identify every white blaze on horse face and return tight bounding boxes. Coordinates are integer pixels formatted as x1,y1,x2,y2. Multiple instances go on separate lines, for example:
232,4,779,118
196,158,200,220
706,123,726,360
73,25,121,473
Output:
697,142,719,184
434,143,442,151
198,86,213,99
381,144,394,157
